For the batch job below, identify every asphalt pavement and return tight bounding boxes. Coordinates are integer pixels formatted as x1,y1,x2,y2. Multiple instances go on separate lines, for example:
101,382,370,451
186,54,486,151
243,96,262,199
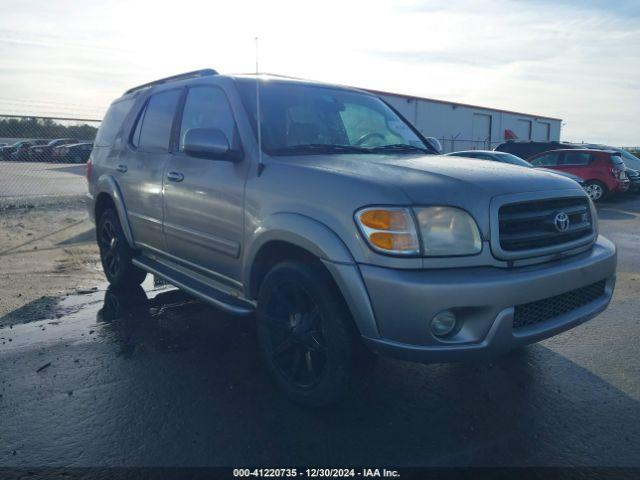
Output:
0,161,86,199
0,195,639,467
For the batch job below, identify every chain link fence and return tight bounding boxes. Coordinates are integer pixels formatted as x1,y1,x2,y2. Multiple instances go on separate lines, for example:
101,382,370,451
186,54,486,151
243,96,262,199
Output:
0,114,101,202
0,112,637,202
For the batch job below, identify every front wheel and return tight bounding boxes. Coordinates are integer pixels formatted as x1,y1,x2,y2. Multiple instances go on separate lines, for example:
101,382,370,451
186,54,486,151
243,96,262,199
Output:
256,260,374,407
97,208,147,288
584,180,607,202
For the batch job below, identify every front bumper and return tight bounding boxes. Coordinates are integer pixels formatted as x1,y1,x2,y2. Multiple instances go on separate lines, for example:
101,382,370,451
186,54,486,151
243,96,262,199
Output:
359,236,616,363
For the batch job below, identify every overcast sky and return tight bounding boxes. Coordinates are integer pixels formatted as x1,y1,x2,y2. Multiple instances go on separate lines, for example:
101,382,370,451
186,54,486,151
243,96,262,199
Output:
0,0,638,145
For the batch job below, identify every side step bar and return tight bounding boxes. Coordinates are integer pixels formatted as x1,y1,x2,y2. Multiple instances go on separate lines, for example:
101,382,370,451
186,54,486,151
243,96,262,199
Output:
132,256,255,316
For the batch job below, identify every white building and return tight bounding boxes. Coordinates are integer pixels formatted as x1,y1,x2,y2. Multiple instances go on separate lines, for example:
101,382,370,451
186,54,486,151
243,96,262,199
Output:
369,89,562,153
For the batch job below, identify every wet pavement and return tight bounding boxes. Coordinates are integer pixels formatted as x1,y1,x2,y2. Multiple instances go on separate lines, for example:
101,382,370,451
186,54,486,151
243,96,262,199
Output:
1,196,639,467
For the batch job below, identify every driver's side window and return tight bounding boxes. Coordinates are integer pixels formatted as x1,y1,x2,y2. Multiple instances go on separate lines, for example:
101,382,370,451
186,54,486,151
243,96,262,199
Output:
531,152,560,166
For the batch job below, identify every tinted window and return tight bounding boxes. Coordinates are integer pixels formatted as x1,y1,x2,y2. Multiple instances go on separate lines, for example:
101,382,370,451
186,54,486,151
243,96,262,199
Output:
95,98,135,147
131,104,145,148
618,149,640,169
562,152,592,165
137,89,182,152
236,79,428,155
610,154,624,166
179,86,237,151
456,152,481,159
530,152,560,166
495,152,532,167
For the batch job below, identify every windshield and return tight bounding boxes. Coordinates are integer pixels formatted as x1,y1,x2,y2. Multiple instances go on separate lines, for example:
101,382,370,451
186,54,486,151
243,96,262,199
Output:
617,149,640,170
495,152,533,167
236,79,433,156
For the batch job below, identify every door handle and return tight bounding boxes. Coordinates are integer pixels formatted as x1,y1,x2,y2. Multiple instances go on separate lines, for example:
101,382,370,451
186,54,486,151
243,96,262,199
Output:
166,171,184,182
116,164,128,173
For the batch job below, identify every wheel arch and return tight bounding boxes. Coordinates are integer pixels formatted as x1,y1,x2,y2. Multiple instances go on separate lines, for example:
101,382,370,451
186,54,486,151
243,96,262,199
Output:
94,175,135,247
244,213,380,339
244,213,355,299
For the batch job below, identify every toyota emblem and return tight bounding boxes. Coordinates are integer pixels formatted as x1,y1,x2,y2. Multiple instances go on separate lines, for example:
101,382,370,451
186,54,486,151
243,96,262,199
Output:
554,212,570,232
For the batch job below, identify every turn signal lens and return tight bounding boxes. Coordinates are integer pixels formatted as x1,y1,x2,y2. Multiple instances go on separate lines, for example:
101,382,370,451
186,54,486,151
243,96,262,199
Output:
355,207,420,255
359,209,410,230
369,232,417,251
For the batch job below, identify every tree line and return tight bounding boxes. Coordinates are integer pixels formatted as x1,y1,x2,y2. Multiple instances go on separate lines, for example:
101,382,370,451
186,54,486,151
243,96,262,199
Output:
0,117,98,141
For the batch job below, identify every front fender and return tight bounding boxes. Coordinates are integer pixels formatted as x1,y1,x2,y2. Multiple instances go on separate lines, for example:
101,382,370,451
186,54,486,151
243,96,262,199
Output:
95,174,135,248
243,212,380,338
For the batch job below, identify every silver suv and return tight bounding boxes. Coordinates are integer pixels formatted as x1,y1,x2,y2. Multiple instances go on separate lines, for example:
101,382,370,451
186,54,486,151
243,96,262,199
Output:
87,69,616,406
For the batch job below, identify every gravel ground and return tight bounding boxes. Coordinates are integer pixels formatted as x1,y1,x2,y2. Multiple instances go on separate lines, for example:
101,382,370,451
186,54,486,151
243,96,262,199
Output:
0,199,102,321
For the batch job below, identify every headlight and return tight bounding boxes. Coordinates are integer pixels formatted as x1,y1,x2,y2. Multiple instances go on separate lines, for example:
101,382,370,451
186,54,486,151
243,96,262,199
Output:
415,206,482,256
355,206,482,257
355,207,420,255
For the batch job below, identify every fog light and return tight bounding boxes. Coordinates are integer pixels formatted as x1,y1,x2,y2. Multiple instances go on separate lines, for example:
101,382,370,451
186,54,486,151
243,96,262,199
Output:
431,310,457,337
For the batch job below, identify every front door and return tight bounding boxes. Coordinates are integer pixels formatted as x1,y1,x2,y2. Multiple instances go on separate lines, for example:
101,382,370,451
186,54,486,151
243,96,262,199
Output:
162,85,248,284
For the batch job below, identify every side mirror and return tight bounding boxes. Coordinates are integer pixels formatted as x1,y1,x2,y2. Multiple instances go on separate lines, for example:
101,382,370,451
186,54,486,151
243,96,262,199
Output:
183,128,239,161
425,137,443,154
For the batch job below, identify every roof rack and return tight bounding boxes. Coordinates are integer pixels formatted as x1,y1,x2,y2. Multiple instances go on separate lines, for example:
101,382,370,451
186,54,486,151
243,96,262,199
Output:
124,69,218,95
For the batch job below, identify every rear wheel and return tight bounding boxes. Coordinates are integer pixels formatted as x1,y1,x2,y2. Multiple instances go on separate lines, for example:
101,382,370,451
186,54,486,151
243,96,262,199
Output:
256,260,374,407
97,208,147,288
584,180,607,202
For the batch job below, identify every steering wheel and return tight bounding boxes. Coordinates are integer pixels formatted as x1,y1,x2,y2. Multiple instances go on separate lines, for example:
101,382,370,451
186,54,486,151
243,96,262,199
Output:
354,132,386,146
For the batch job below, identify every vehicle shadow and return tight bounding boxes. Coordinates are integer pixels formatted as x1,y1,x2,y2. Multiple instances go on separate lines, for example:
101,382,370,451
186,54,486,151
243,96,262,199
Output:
87,285,640,467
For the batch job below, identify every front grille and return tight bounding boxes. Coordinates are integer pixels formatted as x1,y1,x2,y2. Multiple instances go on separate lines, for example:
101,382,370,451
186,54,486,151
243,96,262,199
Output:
499,197,593,252
513,280,606,329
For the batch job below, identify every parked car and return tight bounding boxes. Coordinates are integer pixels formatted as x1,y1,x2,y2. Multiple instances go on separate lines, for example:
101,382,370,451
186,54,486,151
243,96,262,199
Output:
87,70,616,406
1,139,47,160
52,142,93,163
30,138,80,162
582,144,640,171
494,140,586,160
528,149,629,201
625,168,640,192
445,150,586,188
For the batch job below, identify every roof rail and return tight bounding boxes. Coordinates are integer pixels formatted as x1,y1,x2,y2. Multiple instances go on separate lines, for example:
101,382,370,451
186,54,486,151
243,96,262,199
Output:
124,69,218,95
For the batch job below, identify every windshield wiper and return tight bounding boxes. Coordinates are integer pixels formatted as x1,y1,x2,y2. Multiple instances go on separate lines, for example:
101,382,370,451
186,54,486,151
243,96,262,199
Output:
269,144,373,155
369,144,432,154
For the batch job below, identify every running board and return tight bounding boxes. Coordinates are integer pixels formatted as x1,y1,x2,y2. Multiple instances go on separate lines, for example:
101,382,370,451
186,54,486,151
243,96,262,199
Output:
132,256,255,316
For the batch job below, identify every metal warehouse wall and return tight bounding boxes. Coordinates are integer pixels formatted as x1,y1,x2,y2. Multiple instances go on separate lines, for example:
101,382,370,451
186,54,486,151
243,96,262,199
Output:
374,92,562,153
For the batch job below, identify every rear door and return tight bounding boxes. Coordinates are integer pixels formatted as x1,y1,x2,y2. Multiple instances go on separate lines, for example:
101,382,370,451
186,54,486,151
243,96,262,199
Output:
118,88,182,252
162,84,248,284
557,151,594,181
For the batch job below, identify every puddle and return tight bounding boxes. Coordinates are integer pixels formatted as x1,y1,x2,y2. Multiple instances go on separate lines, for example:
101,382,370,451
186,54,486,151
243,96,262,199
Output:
0,276,188,354
0,275,254,358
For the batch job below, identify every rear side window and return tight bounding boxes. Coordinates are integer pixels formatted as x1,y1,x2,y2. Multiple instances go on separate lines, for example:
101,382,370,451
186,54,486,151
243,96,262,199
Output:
95,98,135,147
530,152,560,166
610,154,624,166
134,89,182,152
562,152,592,165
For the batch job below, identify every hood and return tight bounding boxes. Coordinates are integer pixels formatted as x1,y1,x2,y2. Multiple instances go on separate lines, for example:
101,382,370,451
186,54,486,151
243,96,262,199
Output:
276,154,585,237
284,153,582,203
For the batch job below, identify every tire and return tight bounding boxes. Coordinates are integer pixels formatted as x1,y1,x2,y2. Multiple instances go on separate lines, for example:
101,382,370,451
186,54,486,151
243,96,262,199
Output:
584,180,607,202
97,208,147,288
256,260,375,407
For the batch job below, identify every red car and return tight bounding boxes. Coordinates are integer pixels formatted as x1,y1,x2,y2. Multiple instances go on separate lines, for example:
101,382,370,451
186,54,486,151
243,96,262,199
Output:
528,149,629,201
